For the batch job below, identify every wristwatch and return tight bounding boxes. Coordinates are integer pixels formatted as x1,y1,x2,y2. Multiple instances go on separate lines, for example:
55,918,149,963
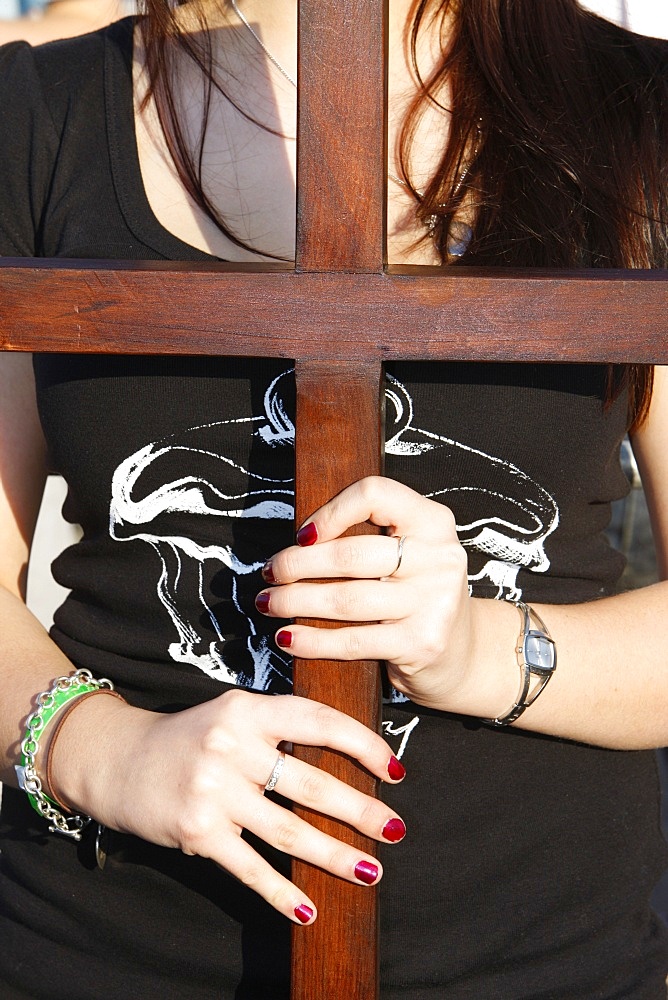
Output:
486,600,557,726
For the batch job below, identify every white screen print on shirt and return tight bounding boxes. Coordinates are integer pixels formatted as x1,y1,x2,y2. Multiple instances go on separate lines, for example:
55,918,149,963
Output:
108,371,559,694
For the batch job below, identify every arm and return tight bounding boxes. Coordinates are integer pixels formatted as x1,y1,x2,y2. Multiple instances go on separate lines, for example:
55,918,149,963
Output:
257,370,668,750
0,352,407,923
631,365,668,582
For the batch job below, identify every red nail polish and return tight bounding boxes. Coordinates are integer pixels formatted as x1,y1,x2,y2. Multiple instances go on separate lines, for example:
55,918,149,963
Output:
387,755,406,781
382,818,406,843
276,630,293,649
354,860,379,885
262,561,276,584
294,904,314,924
255,592,271,614
296,522,318,546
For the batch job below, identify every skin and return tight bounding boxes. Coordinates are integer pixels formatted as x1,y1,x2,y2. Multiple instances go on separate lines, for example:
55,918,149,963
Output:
0,1,129,45
1,0,668,927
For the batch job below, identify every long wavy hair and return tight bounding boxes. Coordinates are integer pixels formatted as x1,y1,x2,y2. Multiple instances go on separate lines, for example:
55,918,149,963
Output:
137,0,668,428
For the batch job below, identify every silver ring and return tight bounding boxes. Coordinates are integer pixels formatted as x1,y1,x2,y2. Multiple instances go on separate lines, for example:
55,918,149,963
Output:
388,534,407,577
264,751,286,792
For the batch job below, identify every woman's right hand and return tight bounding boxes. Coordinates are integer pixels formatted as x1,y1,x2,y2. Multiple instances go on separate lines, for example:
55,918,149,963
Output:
50,688,406,924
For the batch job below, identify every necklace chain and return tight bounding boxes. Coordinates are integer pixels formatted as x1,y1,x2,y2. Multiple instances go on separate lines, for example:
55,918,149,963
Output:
229,0,297,88
228,1,471,253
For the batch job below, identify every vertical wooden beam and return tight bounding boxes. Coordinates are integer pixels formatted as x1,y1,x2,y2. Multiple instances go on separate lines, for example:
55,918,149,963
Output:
296,0,387,272
292,2,386,993
291,359,384,1000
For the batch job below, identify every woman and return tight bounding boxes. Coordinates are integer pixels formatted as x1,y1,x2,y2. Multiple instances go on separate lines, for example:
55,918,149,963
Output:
1,1,668,996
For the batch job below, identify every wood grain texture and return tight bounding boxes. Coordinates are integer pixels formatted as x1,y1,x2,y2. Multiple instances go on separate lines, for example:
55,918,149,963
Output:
296,0,386,271
2,263,667,362
291,2,385,988
291,360,384,1000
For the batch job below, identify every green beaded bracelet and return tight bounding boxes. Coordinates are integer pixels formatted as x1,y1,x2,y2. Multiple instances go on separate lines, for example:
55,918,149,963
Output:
15,669,115,840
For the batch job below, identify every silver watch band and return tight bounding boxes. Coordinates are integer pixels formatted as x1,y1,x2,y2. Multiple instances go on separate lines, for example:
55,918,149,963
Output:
486,600,557,727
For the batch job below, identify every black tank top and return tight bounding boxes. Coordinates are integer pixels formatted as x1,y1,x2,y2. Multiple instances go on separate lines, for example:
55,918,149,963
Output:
1,21,666,998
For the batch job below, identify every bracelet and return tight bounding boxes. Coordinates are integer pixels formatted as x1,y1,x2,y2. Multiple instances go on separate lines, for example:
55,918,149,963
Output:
485,600,557,727
45,689,126,812
15,669,117,840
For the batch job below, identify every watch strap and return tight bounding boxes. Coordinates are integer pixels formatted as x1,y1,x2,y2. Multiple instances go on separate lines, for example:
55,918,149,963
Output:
486,600,557,727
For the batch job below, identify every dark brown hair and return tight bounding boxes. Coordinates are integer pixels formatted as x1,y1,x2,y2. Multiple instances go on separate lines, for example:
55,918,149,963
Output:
139,0,667,427
138,0,286,256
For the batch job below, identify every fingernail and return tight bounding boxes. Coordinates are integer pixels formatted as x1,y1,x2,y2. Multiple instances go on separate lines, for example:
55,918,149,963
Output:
382,818,406,843
387,755,406,781
294,904,314,924
296,522,318,547
262,561,276,584
276,630,293,649
255,592,271,614
354,860,379,885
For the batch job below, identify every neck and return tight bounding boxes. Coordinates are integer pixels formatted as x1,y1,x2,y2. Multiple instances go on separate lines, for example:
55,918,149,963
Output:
227,0,298,87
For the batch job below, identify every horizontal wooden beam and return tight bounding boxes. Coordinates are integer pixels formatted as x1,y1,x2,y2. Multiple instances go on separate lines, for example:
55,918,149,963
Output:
1,261,667,362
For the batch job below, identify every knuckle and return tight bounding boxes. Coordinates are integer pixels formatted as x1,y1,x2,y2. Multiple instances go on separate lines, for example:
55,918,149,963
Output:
314,703,340,739
331,584,359,619
220,686,247,709
357,796,384,832
176,809,213,856
430,539,467,578
336,539,367,574
279,550,302,581
361,730,383,761
407,619,441,663
448,542,468,572
298,770,329,805
325,842,351,875
356,476,381,508
238,863,265,890
341,630,364,659
198,718,239,761
274,820,300,852
435,501,457,531
218,686,256,722
265,883,292,913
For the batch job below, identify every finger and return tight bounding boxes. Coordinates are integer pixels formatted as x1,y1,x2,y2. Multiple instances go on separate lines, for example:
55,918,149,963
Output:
211,832,318,924
263,532,420,585
270,621,415,664
256,578,423,622
295,476,457,545
247,797,385,889
251,693,407,784
262,752,406,844
267,529,467,588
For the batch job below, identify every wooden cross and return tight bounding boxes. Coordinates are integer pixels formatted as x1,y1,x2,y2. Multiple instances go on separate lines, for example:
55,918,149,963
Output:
1,2,667,997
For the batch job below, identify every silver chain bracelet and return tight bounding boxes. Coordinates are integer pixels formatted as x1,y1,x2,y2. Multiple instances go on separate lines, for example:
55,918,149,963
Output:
15,669,115,841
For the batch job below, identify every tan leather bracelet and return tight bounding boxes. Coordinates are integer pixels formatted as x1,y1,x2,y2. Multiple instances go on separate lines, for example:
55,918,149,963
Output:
43,688,126,813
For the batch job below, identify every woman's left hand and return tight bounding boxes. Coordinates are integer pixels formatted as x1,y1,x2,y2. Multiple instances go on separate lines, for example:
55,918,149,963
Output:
255,476,481,712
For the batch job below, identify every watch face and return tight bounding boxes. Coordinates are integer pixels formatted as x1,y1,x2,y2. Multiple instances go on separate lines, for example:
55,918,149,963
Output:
524,631,556,673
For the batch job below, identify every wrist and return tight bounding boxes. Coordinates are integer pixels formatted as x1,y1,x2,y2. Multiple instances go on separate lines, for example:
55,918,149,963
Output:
47,691,150,830
16,670,121,839
41,689,126,810
444,597,524,719
483,601,557,726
